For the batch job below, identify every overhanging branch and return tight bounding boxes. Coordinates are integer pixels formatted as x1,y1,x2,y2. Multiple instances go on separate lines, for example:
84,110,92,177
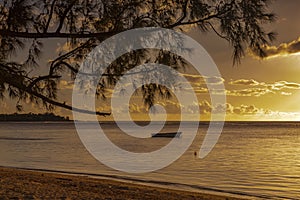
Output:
0,67,111,117
0,30,117,39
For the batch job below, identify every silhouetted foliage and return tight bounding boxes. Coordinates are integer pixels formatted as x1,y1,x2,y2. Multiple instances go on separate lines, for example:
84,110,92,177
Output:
0,112,70,121
0,0,276,115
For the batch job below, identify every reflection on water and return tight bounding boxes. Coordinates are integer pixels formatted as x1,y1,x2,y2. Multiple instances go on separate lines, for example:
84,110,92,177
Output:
0,122,299,199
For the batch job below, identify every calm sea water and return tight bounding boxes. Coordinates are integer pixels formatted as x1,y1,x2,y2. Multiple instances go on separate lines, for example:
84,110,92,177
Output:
0,122,299,199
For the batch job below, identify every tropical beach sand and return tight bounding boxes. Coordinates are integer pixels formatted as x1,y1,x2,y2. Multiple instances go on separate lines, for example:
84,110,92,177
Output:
0,167,244,200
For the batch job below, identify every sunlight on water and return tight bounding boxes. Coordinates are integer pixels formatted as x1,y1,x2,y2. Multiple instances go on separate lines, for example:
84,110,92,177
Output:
0,122,299,199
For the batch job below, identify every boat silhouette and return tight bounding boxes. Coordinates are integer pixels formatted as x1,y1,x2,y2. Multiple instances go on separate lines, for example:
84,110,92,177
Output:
151,132,182,138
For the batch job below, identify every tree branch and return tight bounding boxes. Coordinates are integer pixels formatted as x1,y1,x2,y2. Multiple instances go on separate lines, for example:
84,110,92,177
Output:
168,0,189,29
168,13,219,28
27,75,62,90
44,0,57,33
0,30,116,39
56,0,77,33
28,88,111,117
207,22,229,41
0,67,110,116
58,60,158,77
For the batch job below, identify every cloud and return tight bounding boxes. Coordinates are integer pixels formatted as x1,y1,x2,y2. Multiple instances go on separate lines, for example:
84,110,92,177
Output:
116,99,182,115
193,87,209,94
269,81,300,90
182,73,225,86
184,100,268,116
121,100,213,115
250,37,300,59
232,105,259,115
213,103,272,116
129,103,148,114
198,100,212,114
56,41,74,53
58,80,74,90
213,103,234,114
227,79,300,97
96,96,297,120
227,88,273,97
204,76,225,85
280,92,292,96
229,79,260,86
182,73,202,81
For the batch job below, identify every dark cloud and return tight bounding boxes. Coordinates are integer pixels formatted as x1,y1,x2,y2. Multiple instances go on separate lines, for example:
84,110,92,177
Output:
182,74,225,86
251,37,300,59
204,76,225,85
182,73,202,82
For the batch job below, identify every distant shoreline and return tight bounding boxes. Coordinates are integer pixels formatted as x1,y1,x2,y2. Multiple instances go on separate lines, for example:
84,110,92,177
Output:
0,113,70,122
1,118,300,123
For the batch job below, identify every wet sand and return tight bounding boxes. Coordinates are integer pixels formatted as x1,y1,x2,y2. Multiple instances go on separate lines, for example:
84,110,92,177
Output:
0,167,244,200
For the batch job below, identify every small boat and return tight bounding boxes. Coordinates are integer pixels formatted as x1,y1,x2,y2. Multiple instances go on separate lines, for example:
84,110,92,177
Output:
151,132,182,138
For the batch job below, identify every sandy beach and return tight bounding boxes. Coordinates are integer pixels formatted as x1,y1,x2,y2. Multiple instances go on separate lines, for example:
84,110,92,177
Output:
0,167,244,200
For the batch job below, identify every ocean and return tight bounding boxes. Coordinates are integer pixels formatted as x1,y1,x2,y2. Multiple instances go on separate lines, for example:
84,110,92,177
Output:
0,122,299,199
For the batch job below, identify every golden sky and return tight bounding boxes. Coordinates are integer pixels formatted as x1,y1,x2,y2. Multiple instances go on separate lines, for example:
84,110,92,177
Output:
2,0,300,121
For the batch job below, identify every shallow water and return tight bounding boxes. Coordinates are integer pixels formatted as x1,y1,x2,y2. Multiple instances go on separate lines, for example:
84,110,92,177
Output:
0,122,299,199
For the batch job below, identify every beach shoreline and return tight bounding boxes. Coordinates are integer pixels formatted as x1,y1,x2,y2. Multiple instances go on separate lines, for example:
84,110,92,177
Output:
0,166,246,200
